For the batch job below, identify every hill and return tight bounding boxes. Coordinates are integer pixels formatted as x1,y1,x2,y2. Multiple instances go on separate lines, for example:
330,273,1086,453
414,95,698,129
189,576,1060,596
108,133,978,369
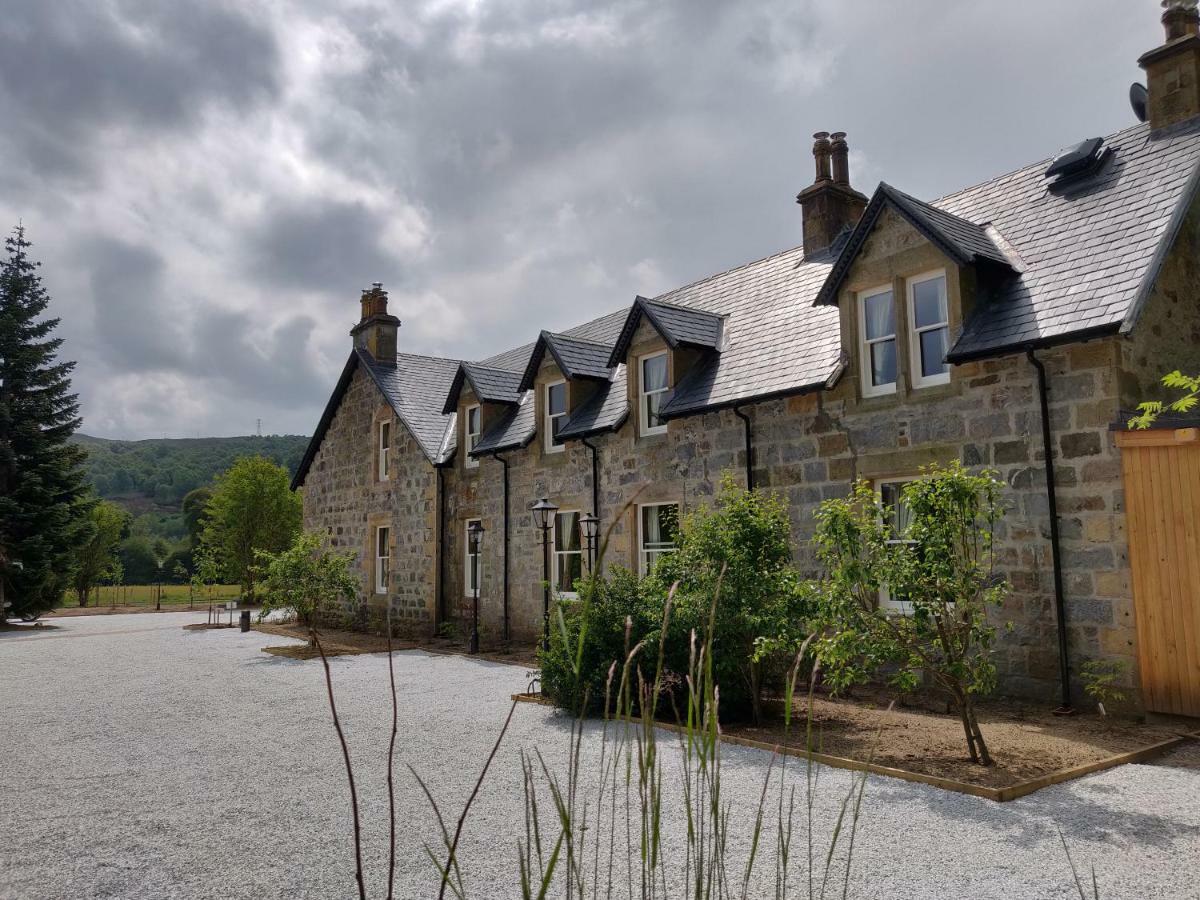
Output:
71,433,309,542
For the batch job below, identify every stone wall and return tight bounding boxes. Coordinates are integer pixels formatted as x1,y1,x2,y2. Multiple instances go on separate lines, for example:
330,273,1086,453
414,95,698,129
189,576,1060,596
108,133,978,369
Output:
301,365,439,631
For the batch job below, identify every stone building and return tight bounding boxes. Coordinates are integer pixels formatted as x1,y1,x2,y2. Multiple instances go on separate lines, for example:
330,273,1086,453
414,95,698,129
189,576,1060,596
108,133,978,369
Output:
294,7,1200,708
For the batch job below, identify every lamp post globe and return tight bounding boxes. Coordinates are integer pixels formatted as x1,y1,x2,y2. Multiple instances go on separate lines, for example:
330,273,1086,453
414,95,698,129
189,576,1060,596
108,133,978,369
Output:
580,513,600,571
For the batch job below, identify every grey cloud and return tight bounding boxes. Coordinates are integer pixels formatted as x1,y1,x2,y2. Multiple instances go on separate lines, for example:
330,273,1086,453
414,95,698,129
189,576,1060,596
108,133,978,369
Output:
245,198,403,293
83,236,184,372
0,0,279,184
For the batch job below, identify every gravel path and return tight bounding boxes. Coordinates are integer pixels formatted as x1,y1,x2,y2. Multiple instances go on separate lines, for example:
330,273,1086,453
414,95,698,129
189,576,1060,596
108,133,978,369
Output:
2,612,1198,899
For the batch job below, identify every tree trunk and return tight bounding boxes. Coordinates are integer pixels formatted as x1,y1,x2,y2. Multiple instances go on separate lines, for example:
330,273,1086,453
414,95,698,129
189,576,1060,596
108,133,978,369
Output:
963,697,992,766
78,587,89,608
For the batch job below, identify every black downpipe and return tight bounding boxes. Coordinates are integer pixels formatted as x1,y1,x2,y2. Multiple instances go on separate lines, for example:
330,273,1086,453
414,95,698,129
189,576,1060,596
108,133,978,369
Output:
580,437,601,522
435,463,447,626
732,406,755,491
491,451,511,643
1027,350,1073,713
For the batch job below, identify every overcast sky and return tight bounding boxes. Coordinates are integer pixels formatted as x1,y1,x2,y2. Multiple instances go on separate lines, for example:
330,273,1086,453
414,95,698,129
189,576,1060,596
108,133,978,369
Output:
0,0,1163,439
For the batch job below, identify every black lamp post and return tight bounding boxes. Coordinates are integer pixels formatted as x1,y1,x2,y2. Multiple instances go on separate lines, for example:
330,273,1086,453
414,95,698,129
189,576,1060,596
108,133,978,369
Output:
155,558,164,611
467,520,484,654
530,497,558,651
580,513,600,573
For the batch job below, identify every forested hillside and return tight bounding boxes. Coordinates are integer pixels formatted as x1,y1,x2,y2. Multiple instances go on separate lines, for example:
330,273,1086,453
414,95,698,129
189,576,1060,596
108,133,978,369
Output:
74,434,307,502
71,434,308,543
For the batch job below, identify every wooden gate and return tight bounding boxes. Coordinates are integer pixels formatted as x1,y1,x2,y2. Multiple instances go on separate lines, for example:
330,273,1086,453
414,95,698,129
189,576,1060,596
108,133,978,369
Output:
1115,426,1200,717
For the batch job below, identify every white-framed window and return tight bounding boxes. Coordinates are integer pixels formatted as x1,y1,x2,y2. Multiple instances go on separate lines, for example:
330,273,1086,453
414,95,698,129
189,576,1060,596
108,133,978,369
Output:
374,526,391,595
464,518,481,597
552,510,583,598
378,420,391,482
907,270,950,388
544,380,567,454
858,285,897,397
638,502,680,575
464,404,481,470
639,352,669,436
876,477,919,613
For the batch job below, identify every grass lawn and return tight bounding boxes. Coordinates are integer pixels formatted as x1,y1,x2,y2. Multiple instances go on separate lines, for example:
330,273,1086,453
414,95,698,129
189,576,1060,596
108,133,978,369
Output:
60,583,241,609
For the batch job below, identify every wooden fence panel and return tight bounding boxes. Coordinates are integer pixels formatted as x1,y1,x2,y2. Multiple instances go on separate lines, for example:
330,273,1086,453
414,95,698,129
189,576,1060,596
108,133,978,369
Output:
1116,428,1200,717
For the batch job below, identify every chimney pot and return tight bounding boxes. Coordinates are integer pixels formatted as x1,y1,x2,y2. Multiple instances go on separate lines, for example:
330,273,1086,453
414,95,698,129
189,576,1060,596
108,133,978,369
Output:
812,131,832,183
830,132,850,186
1163,0,1200,40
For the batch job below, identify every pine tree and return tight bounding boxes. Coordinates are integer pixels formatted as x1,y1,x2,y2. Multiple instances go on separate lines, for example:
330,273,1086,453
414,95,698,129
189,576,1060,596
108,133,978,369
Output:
0,225,92,620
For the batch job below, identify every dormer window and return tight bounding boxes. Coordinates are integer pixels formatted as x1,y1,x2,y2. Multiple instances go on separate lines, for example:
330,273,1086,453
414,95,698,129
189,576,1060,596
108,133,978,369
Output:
378,420,391,481
908,270,950,388
464,404,481,469
639,352,669,436
859,285,897,397
545,380,567,454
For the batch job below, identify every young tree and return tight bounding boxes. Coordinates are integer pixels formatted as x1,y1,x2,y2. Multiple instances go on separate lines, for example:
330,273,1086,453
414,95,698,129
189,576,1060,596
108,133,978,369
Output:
811,462,1008,765
201,456,302,601
257,532,359,643
0,226,92,618
71,500,130,607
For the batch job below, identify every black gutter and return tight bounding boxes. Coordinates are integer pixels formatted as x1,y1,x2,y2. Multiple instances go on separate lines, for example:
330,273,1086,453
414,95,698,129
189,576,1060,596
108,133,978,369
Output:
732,406,755,491
490,451,511,642
947,323,1120,367
580,436,601,523
659,380,825,423
1027,350,1073,713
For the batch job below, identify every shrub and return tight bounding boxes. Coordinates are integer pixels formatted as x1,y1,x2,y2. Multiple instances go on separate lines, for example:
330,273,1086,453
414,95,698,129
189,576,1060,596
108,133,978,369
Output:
256,532,358,643
538,567,673,715
649,474,812,722
811,462,1009,765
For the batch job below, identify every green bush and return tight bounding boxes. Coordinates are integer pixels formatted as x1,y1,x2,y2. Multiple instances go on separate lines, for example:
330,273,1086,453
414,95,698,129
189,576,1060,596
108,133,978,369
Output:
538,568,675,716
539,475,812,723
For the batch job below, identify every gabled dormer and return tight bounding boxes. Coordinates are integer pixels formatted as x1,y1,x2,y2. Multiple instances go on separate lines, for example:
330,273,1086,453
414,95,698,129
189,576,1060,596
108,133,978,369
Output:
519,331,616,456
813,182,1017,401
442,362,524,469
606,296,726,437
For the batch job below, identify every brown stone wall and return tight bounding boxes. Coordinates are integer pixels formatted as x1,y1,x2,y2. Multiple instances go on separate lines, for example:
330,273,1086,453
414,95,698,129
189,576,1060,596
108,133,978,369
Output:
1119,191,1200,408
750,340,1132,703
301,365,439,631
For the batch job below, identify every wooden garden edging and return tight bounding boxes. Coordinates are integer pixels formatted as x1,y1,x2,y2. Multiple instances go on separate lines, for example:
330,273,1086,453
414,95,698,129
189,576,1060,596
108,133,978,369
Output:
510,692,1196,802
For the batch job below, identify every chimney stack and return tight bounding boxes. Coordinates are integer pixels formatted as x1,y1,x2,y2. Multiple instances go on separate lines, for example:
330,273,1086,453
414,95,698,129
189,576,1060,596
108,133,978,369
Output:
1139,0,1200,130
350,282,400,362
796,131,867,259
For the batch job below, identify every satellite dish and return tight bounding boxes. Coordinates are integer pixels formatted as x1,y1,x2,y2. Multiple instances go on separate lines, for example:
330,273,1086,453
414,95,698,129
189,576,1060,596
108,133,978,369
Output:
1131,83,1149,123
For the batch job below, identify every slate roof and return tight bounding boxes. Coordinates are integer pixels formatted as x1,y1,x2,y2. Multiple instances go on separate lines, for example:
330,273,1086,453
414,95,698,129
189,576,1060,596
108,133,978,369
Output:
471,391,537,455
557,366,630,440
295,118,1200,481
943,120,1200,360
606,296,726,367
292,349,460,487
441,362,524,414
518,331,614,392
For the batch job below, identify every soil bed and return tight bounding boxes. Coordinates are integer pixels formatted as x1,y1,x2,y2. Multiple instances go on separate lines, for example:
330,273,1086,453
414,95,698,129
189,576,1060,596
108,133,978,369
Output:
729,686,1190,789
254,621,539,668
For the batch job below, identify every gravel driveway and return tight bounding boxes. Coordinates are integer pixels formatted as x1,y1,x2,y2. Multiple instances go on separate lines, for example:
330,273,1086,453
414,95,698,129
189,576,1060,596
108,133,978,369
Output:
2,611,1197,899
